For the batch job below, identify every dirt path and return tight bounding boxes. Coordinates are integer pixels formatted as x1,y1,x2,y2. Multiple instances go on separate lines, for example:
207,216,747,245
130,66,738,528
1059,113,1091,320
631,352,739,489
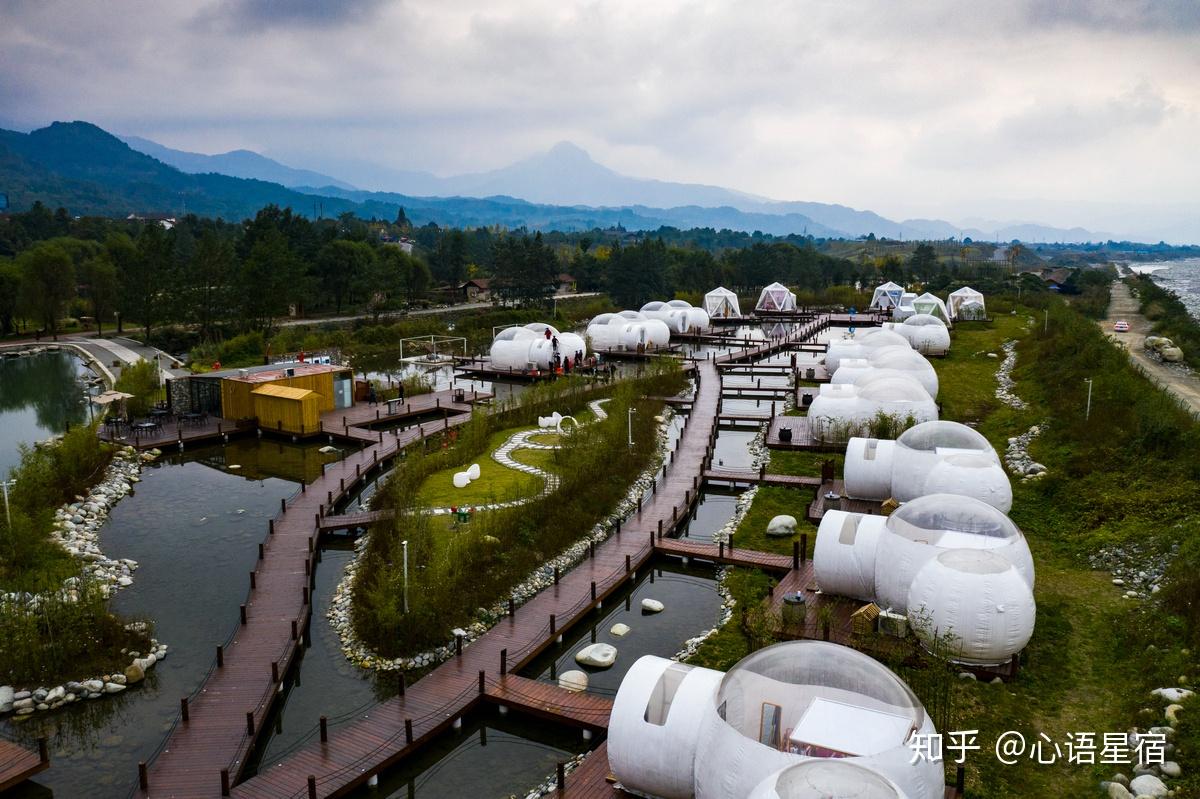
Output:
1102,280,1200,415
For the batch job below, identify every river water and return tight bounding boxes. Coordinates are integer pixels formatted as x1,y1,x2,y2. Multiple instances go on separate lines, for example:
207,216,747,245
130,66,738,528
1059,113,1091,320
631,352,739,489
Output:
0,350,96,475
1129,257,1200,321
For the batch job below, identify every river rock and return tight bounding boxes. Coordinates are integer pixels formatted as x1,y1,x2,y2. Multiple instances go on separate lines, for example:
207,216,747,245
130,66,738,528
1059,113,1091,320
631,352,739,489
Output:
1165,704,1183,724
0,686,12,713
574,643,618,669
13,697,34,711
111,674,127,686
1106,783,1134,799
641,598,664,613
1152,687,1194,703
1159,761,1181,778
124,663,145,685
609,623,631,637
32,688,47,702
1130,774,1168,797
103,682,126,694
46,686,65,702
766,515,798,537
558,670,589,693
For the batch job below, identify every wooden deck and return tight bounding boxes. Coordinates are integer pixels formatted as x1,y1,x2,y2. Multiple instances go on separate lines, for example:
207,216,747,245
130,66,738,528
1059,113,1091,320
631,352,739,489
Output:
136,316,831,799
806,479,886,521
0,738,49,793
654,538,795,573
702,467,822,489
764,415,845,452
316,508,395,533
483,675,612,730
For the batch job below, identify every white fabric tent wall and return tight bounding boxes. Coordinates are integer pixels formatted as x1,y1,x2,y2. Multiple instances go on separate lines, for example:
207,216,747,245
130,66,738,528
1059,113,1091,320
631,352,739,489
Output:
825,329,910,372
870,282,905,310
863,347,940,398
814,511,886,601
829,358,875,386
756,282,798,312
609,656,725,799
911,293,951,325
947,287,986,321
704,287,742,319
907,549,1036,665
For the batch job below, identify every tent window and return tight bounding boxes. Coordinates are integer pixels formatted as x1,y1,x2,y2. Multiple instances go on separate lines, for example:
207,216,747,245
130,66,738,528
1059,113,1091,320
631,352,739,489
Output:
643,663,694,726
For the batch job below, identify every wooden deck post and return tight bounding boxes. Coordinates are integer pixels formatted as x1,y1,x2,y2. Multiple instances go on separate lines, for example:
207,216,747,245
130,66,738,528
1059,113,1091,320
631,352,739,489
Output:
591,581,596,601
405,718,413,744
508,597,516,617
801,533,808,563
239,604,247,625
549,614,556,636
308,775,317,799
320,715,328,743
250,571,256,590
625,554,631,572
500,648,507,675
221,769,230,796
217,645,224,667
557,763,566,792
271,661,280,685
793,540,800,570
245,710,254,735
478,670,485,694
553,567,560,585
180,696,189,722
456,632,463,657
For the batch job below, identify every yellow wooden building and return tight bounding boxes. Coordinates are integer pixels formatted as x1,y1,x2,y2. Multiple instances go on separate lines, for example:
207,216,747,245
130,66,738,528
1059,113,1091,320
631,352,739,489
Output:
216,364,352,421
250,384,321,435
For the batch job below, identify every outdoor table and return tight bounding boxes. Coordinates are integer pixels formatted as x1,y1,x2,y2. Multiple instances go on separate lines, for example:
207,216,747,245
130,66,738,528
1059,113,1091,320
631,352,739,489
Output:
132,421,159,436
182,412,204,427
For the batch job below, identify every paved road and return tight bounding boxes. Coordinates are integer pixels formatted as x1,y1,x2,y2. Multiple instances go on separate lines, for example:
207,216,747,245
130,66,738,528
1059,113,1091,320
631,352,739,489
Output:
275,292,604,328
1102,280,1200,415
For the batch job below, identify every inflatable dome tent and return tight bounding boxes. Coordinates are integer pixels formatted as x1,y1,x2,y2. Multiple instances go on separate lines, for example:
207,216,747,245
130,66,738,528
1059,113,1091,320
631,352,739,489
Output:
911,293,951,326
813,496,1035,665
704,286,741,319
748,760,911,799
839,345,939,398
870,281,905,310
640,300,709,333
824,329,912,373
608,642,945,799
756,282,798,313
883,314,951,356
843,420,1011,510
947,287,986,321
586,311,671,351
489,324,586,370
806,378,938,443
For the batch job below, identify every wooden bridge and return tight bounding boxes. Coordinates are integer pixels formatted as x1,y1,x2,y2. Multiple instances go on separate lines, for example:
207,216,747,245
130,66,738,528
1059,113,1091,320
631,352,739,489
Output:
0,738,49,793
132,316,833,798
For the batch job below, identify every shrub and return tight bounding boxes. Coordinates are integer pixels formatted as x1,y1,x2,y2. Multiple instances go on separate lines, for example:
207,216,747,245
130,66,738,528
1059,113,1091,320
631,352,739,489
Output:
114,358,162,417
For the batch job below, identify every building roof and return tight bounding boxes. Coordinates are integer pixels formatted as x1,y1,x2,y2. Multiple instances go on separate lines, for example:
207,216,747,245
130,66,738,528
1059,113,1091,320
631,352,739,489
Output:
202,362,347,382
461,278,491,289
251,384,316,400
557,273,576,282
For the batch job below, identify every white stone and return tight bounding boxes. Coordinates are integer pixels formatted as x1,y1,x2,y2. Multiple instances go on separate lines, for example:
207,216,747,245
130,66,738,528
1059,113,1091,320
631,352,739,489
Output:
574,643,618,669
1130,774,1168,797
83,679,104,692
46,685,65,702
1152,687,1194,703
1107,783,1134,799
0,686,12,713
640,598,664,614
765,514,798,537
609,623,631,637
558,670,589,692
103,682,126,694
1159,761,1181,778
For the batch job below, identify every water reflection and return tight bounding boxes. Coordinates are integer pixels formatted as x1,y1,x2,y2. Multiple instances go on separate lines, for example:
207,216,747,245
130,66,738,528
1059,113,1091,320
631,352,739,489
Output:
0,351,96,474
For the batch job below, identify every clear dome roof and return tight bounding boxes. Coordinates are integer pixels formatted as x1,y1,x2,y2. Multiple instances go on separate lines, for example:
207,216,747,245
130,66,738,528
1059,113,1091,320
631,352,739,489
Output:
589,313,616,327
886,494,1020,544
666,299,693,308
857,377,931,402
716,641,924,753
903,314,946,328
617,310,646,320
858,331,910,349
494,326,537,342
640,301,666,312
524,322,560,335
897,421,990,453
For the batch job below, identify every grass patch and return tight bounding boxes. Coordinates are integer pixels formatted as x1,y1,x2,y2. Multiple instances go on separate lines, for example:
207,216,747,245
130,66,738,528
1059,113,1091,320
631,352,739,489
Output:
413,427,544,507
511,447,559,472
767,449,843,478
729,485,816,556
686,568,774,671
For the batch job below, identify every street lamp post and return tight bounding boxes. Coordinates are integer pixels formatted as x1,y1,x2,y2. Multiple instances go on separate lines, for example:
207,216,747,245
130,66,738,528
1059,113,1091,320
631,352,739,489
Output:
627,408,635,449
402,539,409,614
1084,378,1093,421
1,478,15,529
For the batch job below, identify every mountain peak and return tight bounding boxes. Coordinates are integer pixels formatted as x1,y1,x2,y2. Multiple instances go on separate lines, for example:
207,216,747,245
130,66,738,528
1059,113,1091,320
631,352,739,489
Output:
544,140,593,163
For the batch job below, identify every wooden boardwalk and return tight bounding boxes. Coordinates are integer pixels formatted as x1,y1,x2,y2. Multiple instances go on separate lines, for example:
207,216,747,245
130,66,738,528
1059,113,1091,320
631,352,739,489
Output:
0,738,49,792
136,317,829,799
806,479,886,521
483,675,612,730
702,467,822,489
316,509,395,533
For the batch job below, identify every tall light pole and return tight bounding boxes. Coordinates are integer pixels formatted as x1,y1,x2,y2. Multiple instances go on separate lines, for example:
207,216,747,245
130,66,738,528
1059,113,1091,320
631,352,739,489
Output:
627,407,635,449
1,478,15,529
401,539,409,614
1084,378,1093,421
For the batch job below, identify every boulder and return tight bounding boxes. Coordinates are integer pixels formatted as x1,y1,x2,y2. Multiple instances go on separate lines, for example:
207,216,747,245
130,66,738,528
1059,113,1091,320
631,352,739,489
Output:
609,623,631,637
641,598,664,614
46,686,65,702
574,643,618,669
1162,346,1185,363
124,663,145,685
766,515,798,537
1152,687,1194,703
1159,761,1181,778
13,697,34,711
0,686,12,713
1106,783,1134,799
558,670,589,693
103,682,126,694
1129,774,1168,797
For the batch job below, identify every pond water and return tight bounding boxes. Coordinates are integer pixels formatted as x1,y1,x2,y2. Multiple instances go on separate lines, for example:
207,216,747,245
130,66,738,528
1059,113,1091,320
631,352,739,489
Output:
524,561,723,694
1,439,339,799
349,710,591,799
0,350,97,474
677,492,743,542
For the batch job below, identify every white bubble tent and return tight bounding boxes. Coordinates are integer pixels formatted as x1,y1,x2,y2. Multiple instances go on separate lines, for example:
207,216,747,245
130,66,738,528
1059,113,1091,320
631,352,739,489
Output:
641,300,711,333
756,282,798,313
883,314,951,356
488,323,587,371
748,759,910,799
806,378,938,443
830,346,940,398
814,494,1035,665
585,311,672,352
608,642,945,799
843,421,1012,511
703,286,741,319
947,287,986,321
869,281,905,310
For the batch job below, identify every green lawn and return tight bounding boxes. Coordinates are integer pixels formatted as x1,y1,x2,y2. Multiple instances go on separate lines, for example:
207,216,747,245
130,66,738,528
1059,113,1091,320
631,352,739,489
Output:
511,447,559,472
414,427,544,507
767,449,844,478
729,485,816,556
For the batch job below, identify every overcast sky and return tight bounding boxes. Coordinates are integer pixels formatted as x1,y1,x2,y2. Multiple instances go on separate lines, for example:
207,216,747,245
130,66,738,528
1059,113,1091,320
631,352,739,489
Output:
3,0,1198,234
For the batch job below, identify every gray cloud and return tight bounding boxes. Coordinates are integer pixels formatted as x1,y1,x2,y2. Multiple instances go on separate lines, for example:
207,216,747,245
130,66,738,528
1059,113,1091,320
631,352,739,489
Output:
1025,0,1200,33
192,0,388,32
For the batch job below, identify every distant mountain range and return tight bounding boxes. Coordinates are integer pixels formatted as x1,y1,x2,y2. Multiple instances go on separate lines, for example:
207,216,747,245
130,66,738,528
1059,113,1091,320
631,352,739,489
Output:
0,119,1135,242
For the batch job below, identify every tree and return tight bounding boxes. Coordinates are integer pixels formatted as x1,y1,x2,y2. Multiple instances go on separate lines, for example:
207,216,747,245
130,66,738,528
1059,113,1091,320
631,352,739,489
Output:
124,224,172,344
81,254,118,336
317,239,375,314
491,233,558,307
0,259,20,335
909,244,937,279
236,228,303,335
104,232,137,333
17,243,75,339
378,246,431,306
607,238,667,308
429,229,467,285
185,230,235,340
